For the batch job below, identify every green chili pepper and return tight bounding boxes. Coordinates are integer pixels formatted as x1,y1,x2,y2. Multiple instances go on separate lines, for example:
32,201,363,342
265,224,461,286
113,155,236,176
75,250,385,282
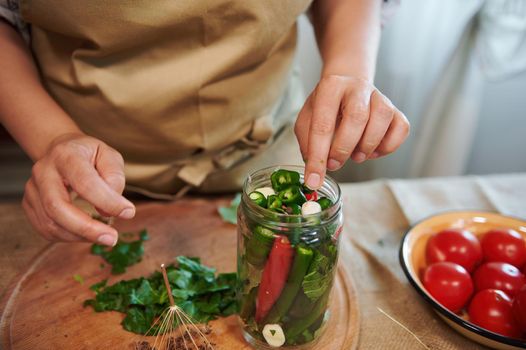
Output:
288,230,302,246
267,195,283,211
249,191,267,208
288,313,325,345
278,186,307,206
288,290,315,319
263,245,314,324
271,170,301,192
284,288,330,339
246,226,275,267
317,197,333,210
285,204,302,245
240,287,259,320
285,204,302,225
254,226,276,243
301,183,314,194
308,313,325,333
269,202,286,220
287,203,302,215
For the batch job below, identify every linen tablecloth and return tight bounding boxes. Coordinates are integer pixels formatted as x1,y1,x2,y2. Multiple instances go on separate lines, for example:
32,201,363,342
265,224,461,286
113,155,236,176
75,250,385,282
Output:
1,173,525,349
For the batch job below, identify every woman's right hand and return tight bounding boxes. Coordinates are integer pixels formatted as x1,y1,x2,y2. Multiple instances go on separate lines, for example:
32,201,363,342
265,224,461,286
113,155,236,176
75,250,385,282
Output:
22,133,135,246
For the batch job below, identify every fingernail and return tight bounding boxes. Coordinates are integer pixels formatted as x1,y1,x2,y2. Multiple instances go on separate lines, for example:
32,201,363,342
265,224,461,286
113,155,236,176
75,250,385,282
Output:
353,152,367,163
119,207,135,219
327,159,341,171
98,234,117,247
306,173,321,189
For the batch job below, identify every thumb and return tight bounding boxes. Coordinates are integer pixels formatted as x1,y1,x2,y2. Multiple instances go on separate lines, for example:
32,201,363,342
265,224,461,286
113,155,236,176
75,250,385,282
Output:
95,144,126,194
94,144,134,219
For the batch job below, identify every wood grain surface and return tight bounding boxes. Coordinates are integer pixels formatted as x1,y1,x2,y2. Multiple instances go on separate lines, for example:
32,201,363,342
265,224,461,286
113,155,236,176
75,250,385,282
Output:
0,198,359,350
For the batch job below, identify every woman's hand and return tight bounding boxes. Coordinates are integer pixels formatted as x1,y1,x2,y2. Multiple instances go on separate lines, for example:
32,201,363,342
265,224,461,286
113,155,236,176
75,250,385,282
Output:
0,22,133,245
295,75,410,189
22,133,135,246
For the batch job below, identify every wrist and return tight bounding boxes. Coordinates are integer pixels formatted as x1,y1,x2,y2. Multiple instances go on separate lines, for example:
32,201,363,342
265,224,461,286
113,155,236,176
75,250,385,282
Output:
46,131,85,150
321,61,375,83
37,129,85,161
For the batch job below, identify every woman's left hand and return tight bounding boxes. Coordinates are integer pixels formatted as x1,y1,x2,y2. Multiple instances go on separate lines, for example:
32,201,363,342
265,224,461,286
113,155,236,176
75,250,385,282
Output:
295,75,410,189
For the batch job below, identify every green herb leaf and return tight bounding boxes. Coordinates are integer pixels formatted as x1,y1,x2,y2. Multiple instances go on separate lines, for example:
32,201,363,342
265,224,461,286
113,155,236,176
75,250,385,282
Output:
139,229,149,241
167,269,193,290
73,274,84,285
91,244,105,255
301,251,334,301
122,306,157,334
218,193,241,224
129,280,160,306
84,256,238,334
172,289,192,300
89,279,107,292
177,256,216,283
91,230,149,274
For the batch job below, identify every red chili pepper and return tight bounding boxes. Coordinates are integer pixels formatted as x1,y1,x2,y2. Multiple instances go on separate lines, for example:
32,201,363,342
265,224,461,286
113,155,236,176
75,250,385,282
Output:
305,191,318,201
255,235,294,323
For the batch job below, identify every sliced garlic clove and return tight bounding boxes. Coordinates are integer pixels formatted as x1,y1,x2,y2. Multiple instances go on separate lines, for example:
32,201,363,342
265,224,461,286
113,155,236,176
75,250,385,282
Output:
262,324,286,347
301,201,322,216
255,187,275,198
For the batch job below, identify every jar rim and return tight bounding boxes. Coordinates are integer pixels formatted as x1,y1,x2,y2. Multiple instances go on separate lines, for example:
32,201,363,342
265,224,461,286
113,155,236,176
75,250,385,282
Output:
241,165,342,227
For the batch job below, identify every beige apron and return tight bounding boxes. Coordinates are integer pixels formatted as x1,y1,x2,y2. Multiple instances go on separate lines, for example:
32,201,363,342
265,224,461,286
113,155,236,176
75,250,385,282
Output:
21,0,310,196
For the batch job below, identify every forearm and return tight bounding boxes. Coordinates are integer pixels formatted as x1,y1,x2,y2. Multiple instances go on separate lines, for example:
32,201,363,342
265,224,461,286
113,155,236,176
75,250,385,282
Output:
311,0,382,81
0,21,82,161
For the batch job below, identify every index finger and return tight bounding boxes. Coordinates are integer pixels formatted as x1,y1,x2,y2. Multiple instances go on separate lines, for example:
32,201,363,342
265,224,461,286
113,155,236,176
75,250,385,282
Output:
305,77,346,189
35,167,119,246
56,156,134,219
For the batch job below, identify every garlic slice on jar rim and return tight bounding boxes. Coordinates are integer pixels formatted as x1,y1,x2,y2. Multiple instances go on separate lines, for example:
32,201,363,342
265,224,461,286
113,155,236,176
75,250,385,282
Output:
301,201,322,216
262,324,286,347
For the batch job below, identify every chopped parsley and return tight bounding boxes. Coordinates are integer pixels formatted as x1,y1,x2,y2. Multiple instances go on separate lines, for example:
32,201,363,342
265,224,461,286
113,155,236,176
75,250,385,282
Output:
91,229,149,274
73,274,84,285
84,256,237,334
217,193,241,225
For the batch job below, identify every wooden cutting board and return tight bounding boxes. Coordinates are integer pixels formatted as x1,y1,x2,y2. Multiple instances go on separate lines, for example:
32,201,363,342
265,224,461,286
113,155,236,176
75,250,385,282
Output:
0,198,360,349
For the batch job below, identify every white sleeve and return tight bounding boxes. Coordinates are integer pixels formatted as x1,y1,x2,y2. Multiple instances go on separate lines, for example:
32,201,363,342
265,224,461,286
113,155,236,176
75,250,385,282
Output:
382,0,401,27
476,0,526,80
0,0,30,43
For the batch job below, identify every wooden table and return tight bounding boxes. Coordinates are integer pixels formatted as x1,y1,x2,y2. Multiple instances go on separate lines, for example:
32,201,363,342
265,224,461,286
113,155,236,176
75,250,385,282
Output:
1,173,525,349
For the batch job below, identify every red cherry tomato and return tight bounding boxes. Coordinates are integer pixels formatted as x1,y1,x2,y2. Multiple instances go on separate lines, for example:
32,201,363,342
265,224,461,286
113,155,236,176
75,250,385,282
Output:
473,262,526,298
426,229,482,272
468,289,522,338
513,286,526,332
423,262,473,313
305,191,318,201
481,229,526,268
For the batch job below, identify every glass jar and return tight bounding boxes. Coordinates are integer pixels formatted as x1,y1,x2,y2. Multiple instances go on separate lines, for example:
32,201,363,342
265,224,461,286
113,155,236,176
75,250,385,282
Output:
237,165,343,349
